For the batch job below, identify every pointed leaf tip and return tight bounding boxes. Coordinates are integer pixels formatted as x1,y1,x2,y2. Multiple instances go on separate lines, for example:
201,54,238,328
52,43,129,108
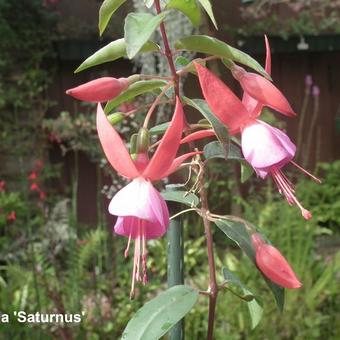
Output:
96,104,140,178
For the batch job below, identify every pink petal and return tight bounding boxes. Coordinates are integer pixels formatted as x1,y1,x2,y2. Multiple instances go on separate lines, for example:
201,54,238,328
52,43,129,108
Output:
110,178,169,239
194,62,249,134
142,97,184,181
96,104,140,178
241,36,271,117
180,129,215,144
264,35,271,75
160,151,203,178
241,120,296,170
66,77,129,103
236,68,296,117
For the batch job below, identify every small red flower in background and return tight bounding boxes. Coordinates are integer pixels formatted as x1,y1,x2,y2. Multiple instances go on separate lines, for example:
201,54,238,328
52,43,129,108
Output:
28,161,47,201
251,233,302,289
30,183,40,192
0,181,5,192
28,172,38,180
7,211,16,223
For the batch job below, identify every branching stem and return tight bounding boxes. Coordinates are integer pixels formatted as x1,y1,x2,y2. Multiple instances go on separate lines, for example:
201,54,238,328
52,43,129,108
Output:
197,161,218,340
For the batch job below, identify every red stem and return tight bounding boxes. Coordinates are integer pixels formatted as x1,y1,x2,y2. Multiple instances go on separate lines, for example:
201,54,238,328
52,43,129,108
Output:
199,164,218,340
154,0,179,96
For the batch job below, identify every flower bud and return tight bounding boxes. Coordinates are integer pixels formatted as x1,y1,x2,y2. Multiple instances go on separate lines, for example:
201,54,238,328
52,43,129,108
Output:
66,77,129,103
107,112,124,125
130,133,138,160
136,128,150,154
251,233,302,289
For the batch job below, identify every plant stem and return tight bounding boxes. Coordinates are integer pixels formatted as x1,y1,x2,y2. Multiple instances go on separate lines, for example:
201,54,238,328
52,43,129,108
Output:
143,83,173,128
198,162,218,340
154,0,179,96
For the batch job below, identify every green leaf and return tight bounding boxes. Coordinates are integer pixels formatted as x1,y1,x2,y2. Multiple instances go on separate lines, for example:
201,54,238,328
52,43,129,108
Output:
185,98,229,158
75,39,159,73
197,0,218,29
149,122,170,135
222,267,263,329
203,141,243,161
125,12,167,59
122,285,198,340
215,218,285,311
241,161,254,183
99,0,127,36
175,56,191,70
215,219,256,260
161,190,199,207
104,80,167,113
175,35,269,78
222,268,255,301
166,0,201,27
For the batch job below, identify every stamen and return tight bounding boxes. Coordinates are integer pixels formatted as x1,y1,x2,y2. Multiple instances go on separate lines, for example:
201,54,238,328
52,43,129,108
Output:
135,233,141,282
271,168,312,220
130,235,139,299
141,223,148,285
290,161,322,184
124,232,132,258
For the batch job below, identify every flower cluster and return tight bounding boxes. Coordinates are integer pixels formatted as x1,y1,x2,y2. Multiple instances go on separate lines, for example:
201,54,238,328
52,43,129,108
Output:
28,160,46,201
66,36,318,293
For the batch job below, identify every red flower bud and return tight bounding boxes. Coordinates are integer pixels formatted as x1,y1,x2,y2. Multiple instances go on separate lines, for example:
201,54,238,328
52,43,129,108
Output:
30,183,40,191
7,211,16,222
0,180,5,192
251,233,302,289
66,77,129,103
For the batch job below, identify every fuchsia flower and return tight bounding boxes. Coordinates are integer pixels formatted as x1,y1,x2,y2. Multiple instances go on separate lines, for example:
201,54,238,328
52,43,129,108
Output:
251,233,302,289
66,77,129,103
96,98,198,297
194,36,320,219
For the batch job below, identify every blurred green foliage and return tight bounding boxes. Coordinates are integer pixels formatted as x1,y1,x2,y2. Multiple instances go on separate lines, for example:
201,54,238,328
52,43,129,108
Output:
0,159,339,338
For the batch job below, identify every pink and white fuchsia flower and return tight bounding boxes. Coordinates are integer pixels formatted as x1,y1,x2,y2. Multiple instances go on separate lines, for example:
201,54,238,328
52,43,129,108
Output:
193,37,320,219
96,98,198,297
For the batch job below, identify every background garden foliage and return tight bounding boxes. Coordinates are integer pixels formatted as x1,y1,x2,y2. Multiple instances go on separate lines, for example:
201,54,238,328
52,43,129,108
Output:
0,0,339,339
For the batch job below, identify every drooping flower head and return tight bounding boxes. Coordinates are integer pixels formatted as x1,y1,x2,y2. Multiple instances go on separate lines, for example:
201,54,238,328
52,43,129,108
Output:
251,233,302,289
96,98,198,297
194,37,320,219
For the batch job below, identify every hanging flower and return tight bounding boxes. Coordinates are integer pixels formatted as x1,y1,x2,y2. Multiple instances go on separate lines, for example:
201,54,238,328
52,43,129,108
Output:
66,77,129,103
96,98,198,297
241,119,318,219
193,37,320,218
251,233,302,289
